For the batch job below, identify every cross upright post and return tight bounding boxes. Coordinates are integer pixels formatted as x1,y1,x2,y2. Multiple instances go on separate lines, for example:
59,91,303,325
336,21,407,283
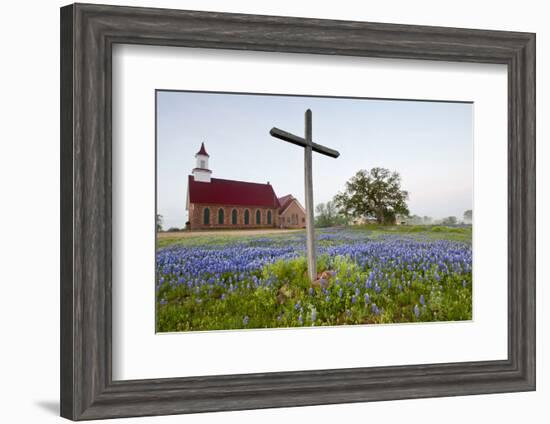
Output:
303,110,316,282
270,109,340,282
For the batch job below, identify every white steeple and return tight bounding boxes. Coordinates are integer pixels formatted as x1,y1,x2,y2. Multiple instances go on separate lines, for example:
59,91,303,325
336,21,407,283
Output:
192,142,212,182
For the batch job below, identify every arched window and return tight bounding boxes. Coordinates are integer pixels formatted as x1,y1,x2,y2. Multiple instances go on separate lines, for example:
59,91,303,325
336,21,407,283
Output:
231,209,237,225
267,210,272,225
218,208,224,225
256,210,261,225
203,208,210,225
244,209,250,225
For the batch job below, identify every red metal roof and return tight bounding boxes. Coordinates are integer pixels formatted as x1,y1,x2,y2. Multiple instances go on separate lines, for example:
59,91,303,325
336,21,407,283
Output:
195,142,209,157
188,175,280,208
278,194,294,213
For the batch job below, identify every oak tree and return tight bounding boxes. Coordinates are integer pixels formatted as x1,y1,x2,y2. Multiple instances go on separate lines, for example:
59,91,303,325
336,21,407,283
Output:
334,167,409,224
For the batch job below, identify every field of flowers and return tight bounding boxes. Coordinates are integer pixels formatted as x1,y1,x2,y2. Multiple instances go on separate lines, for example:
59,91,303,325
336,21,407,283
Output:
156,226,472,332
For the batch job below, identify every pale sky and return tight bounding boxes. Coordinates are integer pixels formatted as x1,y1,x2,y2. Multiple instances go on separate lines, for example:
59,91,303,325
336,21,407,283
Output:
157,90,473,229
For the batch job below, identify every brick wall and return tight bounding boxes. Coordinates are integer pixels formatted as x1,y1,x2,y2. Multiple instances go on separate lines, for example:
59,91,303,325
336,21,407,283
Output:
279,200,306,228
189,203,279,230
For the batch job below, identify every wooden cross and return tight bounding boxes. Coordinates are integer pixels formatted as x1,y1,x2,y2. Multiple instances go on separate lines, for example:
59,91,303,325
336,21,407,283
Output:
270,109,340,282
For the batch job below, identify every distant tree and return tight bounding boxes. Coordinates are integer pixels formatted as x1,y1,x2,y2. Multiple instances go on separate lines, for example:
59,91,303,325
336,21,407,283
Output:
463,209,473,223
404,214,423,225
333,167,409,224
156,214,163,232
405,214,435,225
440,216,458,226
315,202,335,227
315,201,349,227
167,227,181,232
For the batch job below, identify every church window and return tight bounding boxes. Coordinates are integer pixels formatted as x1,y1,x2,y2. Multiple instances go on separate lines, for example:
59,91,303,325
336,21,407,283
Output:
203,208,210,225
267,210,272,225
256,210,261,225
232,209,237,225
218,208,224,224
244,209,250,225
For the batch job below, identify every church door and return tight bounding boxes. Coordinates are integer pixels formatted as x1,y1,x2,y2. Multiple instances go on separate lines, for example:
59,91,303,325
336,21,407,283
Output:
203,208,210,225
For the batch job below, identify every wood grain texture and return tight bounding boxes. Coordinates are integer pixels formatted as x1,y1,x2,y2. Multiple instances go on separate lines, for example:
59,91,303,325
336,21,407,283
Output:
304,109,316,282
60,4,74,419
60,3,536,420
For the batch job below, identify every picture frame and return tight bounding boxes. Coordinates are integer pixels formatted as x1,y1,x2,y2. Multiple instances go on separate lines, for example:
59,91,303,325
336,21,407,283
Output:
60,3,535,421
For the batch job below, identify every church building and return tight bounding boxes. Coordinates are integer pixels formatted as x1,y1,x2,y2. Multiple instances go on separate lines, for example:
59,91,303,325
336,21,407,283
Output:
186,143,306,230
278,194,307,229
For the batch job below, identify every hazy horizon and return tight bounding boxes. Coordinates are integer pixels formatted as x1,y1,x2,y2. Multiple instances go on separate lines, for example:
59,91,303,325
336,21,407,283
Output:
157,90,473,229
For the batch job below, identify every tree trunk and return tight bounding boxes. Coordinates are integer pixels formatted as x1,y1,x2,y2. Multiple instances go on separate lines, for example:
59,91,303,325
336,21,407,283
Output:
376,209,384,224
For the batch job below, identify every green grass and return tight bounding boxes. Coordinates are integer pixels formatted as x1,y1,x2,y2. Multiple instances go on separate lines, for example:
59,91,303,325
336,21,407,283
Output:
157,224,471,249
157,230,304,249
347,224,472,242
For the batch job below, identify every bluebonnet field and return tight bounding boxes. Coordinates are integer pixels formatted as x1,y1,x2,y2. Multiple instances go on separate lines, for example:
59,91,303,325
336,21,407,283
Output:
156,226,472,332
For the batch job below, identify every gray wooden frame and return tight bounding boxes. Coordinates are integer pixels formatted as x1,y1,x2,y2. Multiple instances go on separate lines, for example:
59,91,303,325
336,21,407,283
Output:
60,3,536,421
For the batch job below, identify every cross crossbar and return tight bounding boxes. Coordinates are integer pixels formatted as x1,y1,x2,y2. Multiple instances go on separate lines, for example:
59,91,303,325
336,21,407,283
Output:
269,127,340,158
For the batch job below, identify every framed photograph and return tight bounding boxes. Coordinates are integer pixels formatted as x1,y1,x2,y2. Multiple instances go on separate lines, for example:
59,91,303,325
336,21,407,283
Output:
60,3,535,420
